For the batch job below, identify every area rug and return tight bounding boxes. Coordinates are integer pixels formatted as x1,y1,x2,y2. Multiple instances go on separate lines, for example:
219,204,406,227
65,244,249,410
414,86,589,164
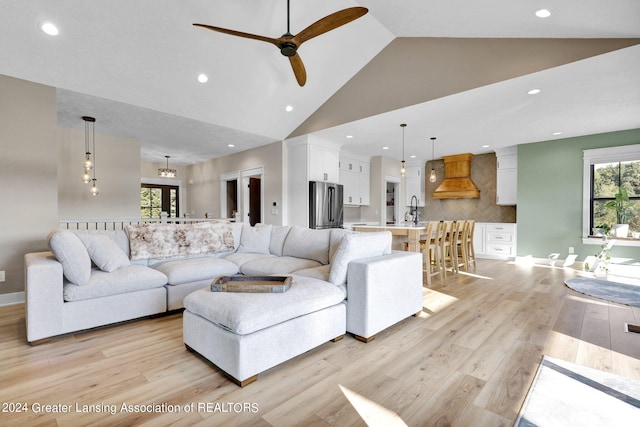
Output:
564,277,640,308
516,356,640,426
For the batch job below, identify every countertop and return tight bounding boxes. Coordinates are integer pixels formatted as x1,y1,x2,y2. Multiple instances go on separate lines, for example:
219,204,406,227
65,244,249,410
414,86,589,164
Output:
353,223,427,230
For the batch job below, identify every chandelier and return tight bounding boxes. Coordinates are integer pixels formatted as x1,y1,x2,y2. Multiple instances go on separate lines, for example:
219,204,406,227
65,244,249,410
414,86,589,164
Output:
81,116,99,196
158,156,177,178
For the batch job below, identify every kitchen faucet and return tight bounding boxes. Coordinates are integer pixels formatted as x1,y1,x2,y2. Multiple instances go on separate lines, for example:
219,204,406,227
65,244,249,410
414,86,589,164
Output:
410,195,419,225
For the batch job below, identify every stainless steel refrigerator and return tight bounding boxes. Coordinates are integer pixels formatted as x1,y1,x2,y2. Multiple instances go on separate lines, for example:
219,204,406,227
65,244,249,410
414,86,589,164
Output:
309,181,343,229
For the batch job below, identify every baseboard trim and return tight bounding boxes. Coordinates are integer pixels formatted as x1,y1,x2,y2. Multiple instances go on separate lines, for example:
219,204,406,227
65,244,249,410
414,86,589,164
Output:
0,292,25,306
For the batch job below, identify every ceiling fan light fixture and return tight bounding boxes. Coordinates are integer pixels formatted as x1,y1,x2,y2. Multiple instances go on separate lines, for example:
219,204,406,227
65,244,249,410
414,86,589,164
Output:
193,2,368,86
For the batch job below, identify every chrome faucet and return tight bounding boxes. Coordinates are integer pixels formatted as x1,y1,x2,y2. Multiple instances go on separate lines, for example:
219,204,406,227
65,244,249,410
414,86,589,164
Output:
410,195,419,225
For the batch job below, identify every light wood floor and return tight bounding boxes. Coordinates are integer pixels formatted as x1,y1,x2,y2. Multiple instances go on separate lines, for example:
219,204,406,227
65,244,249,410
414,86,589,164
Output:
2,259,640,426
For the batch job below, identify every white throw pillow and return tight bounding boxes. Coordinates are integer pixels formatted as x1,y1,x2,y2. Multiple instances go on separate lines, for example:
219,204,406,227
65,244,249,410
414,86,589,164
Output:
329,231,392,286
48,229,92,285
77,233,131,272
237,224,272,254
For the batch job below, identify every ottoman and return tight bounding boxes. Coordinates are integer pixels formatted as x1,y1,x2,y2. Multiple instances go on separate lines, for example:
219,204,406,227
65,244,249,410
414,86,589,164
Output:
183,275,346,386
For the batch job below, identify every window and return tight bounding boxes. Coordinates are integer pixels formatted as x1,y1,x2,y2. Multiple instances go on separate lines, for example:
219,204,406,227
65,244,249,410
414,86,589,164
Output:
583,144,640,245
591,161,640,233
140,184,179,219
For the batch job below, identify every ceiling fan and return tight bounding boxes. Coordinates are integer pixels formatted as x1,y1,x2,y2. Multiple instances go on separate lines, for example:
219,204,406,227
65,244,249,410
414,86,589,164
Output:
193,1,368,86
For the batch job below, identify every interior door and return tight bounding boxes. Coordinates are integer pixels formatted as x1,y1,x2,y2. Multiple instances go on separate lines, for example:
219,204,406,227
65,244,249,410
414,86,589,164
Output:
248,177,261,226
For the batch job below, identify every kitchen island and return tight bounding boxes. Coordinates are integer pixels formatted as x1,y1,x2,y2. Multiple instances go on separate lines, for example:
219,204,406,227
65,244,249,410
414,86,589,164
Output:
353,224,427,253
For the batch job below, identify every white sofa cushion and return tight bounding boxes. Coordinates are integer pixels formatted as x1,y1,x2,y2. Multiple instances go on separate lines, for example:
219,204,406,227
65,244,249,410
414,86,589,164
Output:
48,229,92,286
63,265,168,301
183,275,346,335
237,224,272,254
268,225,291,256
330,228,352,262
77,233,130,272
294,264,331,282
153,257,239,285
329,231,392,286
240,256,322,276
224,252,276,268
282,226,331,264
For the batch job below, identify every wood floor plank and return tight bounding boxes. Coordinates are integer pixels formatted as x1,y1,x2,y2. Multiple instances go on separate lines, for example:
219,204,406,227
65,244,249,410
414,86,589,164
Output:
3,259,640,426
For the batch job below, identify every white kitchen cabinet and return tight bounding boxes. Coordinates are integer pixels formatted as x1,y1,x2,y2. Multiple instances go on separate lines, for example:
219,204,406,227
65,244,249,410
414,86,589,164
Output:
474,222,516,260
310,144,340,183
340,157,370,206
405,165,425,207
496,147,517,206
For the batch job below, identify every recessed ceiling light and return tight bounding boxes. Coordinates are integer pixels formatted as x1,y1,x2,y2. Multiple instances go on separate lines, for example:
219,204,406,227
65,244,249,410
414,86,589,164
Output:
410,155,416,159
482,145,490,148
227,144,235,148
197,73,208,83
40,22,59,36
382,146,389,150
346,135,353,139
535,9,551,18
528,88,541,95
285,105,294,112
553,132,563,136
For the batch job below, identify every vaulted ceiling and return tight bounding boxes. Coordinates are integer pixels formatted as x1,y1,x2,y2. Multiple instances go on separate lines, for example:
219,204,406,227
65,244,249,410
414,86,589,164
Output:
1,1,639,165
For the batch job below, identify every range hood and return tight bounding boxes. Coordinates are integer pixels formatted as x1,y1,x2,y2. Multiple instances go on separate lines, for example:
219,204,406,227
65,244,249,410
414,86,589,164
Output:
433,153,480,199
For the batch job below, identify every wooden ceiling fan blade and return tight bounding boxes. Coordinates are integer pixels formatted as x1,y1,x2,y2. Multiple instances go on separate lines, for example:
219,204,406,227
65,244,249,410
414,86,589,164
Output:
193,23,281,48
292,7,368,46
289,54,307,87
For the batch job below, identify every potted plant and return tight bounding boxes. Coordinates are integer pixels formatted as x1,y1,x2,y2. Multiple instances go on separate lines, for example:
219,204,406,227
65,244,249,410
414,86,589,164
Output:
592,223,610,236
605,188,629,237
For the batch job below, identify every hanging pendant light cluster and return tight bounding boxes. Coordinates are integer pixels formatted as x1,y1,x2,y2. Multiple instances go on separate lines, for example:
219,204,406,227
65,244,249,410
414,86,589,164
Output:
400,123,407,177
430,137,437,183
158,155,177,178
81,116,99,196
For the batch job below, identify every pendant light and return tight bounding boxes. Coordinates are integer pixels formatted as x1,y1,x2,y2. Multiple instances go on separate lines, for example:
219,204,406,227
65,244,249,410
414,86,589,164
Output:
81,116,95,184
429,137,437,183
400,123,407,177
158,155,177,178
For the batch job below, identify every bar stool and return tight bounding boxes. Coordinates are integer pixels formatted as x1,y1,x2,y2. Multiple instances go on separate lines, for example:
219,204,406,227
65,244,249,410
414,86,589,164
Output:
451,220,467,272
436,221,453,278
465,219,476,269
422,221,441,286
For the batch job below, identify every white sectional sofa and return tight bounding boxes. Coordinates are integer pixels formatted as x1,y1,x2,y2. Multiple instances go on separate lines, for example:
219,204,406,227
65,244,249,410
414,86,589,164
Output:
25,221,423,384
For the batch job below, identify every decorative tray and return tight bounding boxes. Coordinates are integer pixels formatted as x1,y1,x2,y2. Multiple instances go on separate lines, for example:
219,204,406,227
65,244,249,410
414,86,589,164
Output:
210,275,292,293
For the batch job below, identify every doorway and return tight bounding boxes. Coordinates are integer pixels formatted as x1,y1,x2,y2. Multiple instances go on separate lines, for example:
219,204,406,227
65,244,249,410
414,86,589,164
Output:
248,176,261,225
220,167,264,224
384,176,401,225
140,184,179,219
226,179,238,219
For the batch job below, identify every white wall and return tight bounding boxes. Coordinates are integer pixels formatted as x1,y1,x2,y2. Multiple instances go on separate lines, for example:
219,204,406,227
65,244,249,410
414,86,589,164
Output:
0,75,58,296
57,128,141,219
360,155,403,223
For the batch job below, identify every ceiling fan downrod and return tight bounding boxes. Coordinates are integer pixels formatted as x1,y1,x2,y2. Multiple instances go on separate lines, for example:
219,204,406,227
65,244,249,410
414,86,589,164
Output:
280,0,297,56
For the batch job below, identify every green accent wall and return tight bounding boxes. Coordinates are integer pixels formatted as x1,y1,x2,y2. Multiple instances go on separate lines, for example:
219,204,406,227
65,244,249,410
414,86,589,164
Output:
518,128,640,261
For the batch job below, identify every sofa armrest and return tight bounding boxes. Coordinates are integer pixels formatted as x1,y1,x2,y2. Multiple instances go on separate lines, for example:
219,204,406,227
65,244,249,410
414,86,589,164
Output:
345,251,423,340
24,252,64,343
